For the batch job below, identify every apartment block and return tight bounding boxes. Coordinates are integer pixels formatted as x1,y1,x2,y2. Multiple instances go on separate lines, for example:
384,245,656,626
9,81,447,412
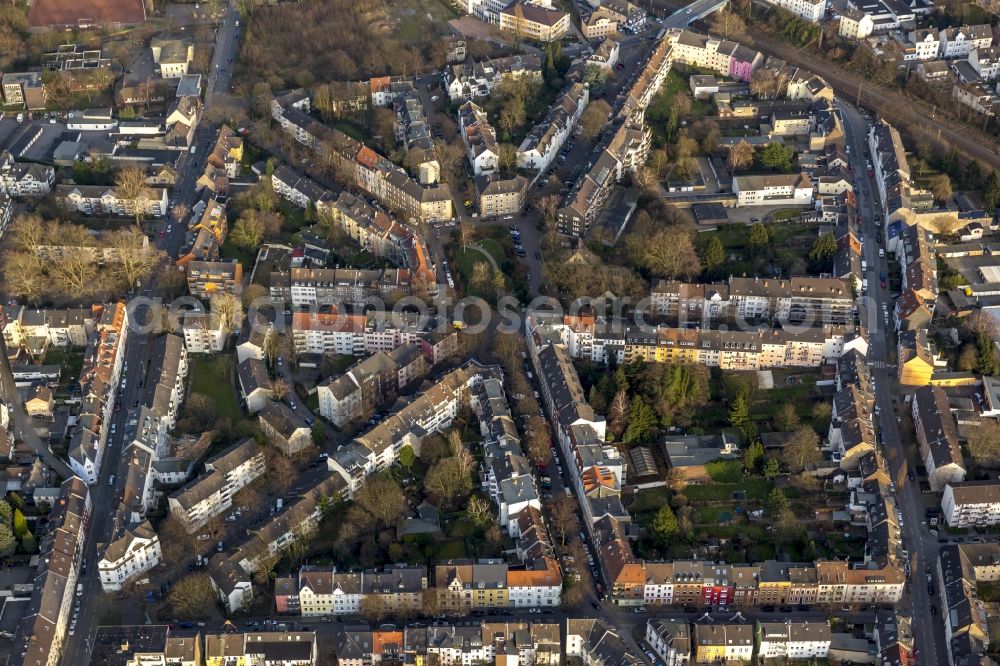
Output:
168,439,266,532
259,401,313,457
941,481,1000,528
97,520,161,592
317,351,400,427
499,1,570,42
185,260,243,299
912,386,965,492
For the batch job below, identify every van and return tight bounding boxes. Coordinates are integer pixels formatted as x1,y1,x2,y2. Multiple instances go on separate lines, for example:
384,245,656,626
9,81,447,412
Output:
861,260,868,272
76,583,83,597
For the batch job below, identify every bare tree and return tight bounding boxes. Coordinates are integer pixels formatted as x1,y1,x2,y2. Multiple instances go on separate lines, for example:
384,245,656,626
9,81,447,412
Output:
168,574,218,617
353,475,406,528
727,141,755,172
114,168,154,228
269,378,290,401
496,143,518,174
710,9,746,38
548,494,579,547
108,227,162,290
211,292,244,332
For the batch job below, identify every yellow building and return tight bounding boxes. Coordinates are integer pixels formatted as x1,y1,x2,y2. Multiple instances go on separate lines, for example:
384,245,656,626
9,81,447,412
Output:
897,330,936,387
205,633,246,666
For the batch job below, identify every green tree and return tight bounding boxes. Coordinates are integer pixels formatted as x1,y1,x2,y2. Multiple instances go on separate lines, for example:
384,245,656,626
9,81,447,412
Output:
808,233,837,268
0,500,12,526
650,505,679,545
765,488,789,518
311,422,326,445
742,441,764,473
729,385,752,435
701,236,726,275
978,332,1000,376
6,493,24,512
758,142,794,172
0,523,16,557
12,510,27,540
399,444,415,472
763,457,780,479
984,171,1000,213
748,223,770,253
624,396,658,443
19,532,36,554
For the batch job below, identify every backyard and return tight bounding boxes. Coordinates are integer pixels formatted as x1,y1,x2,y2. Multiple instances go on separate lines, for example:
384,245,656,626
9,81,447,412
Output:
188,355,242,422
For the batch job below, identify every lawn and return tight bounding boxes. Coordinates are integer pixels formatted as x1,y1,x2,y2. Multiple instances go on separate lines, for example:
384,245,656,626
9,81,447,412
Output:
451,237,514,301
188,355,242,421
683,477,774,501
629,487,672,515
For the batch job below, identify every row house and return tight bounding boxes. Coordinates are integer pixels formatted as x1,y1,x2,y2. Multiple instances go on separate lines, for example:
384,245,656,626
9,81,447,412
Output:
645,619,691,666
937,543,1000,664
237,357,274,413
0,150,55,196
68,303,129,484
650,276,854,325
664,29,763,82
167,438,266,532
444,53,543,101
969,46,1000,80
939,24,994,58
556,35,670,236
516,82,588,172
144,333,188,428
276,267,413,308
693,617,753,663
329,363,491,496
756,619,832,660
91,627,200,665
2,306,95,351
912,385,966,492
566,618,638,665
459,101,499,175
13,479,90,666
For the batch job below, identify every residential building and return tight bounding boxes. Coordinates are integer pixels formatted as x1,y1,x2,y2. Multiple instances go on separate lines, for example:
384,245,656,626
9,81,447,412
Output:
97,520,161,592
0,151,55,196
588,38,620,71
969,46,1000,80
151,37,194,78
583,7,619,40
12,478,90,666
459,101,499,175
646,619,691,666
767,0,826,22
180,310,228,353
755,619,832,661
693,618,753,663
517,82,588,171
499,1,571,42
732,173,814,207
329,364,486,496
506,558,562,608
912,386,965,492
665,30,763,82
444,53,543,101
186,260,243,299
2,72,46,109
475,174,529,217
259,401,313,457
566,618,638,666
168,439,266,532
55,184,169,217
838,6,873,39
941,481,1000,527
317,351,400,427
939,24,993,58
237,358,273,414
907,28,941,61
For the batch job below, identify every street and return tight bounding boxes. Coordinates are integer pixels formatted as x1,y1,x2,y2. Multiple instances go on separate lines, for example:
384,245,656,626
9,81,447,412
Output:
59,2,245,662
837,100,947,666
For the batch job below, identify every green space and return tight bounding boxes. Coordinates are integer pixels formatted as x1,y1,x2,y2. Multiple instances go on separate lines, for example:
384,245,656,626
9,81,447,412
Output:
188,355,241,421
683,478,774,501
329,118,370,143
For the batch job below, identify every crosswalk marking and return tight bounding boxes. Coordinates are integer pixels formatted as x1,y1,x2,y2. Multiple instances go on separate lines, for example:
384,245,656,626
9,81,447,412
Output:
872,360,886,369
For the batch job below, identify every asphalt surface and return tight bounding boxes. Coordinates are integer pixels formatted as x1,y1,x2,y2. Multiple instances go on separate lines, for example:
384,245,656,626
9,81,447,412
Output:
837,100,946,666
60,3,244,662
661,0,728,28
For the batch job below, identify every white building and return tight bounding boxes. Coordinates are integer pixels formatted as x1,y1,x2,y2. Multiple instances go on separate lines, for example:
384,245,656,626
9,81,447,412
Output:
167,438,266,531
294,568,363,616
97,520,162,592
907,28,941,61
646,619,691,666
55,184,169,218
767,0,826,22
942,481,1000,528
458,101,499,175
756,620,832,661
732,173,814,207
838,7,873,40
181,311,228,353
970,46,1000,80
0,151,55,196
516,82,587,172
506,558,562,607
939,24,994,59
